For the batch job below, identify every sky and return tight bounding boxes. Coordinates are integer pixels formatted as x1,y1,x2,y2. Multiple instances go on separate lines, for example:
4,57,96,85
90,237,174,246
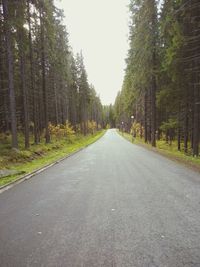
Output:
56,0,130,105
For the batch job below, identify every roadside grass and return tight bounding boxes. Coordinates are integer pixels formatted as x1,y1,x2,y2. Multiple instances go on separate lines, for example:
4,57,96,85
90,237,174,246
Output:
118,130,200,171
0,130,105,187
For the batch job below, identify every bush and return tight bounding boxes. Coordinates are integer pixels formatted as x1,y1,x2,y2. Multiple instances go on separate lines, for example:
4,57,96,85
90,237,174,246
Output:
130,122,144,138
48,121,75,142
88,120,97,134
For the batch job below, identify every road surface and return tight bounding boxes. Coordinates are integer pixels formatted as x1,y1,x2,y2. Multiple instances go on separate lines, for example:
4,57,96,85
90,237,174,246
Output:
0,129,200,267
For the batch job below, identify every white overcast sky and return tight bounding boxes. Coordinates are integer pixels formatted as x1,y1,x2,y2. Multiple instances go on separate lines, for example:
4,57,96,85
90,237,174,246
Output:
56,0,130,105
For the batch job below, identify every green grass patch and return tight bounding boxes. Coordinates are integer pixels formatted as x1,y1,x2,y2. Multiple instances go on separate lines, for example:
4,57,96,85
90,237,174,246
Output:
0,130,105,187
118,130,200,171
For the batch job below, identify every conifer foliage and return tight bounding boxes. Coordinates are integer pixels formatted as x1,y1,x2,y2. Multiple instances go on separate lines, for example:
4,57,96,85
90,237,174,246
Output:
114,0,200,156
0,0,103,148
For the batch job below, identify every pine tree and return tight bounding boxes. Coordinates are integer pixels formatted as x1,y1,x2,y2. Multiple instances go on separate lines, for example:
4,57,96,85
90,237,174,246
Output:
2,0,18,149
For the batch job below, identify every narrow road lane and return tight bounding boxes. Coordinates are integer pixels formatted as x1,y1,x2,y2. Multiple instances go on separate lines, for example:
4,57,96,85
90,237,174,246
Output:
0,129,200,267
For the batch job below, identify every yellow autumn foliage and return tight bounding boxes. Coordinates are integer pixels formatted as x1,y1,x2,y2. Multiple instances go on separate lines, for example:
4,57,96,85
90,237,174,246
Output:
87,120,97,134
48,121,75,141
130,122,144,138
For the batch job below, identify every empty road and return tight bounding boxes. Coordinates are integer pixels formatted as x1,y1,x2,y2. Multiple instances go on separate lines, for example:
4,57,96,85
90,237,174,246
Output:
0,129,200,267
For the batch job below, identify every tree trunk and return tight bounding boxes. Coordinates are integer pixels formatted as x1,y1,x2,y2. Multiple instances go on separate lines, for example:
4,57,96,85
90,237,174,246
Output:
54,83,59,125
144,92,148,143
0,41,9,131
19,37,29,149
177,103,181,151
148,88,151,143
151,76,156,147
3,0,18,149
193,82,199,156
27,1,39,144
178,127,181,151
40,3,50,143
18,2,29,149
184,96,189,153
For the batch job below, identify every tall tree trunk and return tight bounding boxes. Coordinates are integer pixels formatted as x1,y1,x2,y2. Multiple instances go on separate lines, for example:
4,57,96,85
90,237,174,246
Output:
18,1,29,149
0,39,9,131
193,81,199,156
3,0,18,149
177,103,181,151
151,76,156,147
144,92,148,143
150,0,157,147
148,88,151,143
19,36,29,149
184,91,189,153
54,83,59,125
27,1,39,144
40,3,50,143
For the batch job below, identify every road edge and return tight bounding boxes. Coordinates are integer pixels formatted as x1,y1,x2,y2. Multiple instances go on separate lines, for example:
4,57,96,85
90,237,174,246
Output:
0,130,106,194
117,130,200,174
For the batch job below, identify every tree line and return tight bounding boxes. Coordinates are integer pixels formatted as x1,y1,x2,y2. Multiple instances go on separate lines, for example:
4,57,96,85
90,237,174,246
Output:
0,0,104,150
114,0,200,156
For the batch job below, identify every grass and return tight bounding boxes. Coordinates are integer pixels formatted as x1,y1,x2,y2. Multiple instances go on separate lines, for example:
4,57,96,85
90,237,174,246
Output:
118,130,200,172
0,130,105,187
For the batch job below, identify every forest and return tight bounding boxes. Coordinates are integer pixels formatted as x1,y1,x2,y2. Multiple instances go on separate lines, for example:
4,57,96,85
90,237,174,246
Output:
114,0,200,157
0,0,199,159
0,0,114,151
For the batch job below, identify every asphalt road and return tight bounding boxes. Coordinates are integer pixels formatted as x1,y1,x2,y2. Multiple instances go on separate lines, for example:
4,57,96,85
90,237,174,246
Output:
0,129,200,267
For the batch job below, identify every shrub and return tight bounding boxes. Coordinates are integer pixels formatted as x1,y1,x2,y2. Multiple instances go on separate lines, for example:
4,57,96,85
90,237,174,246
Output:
130,122,144,138
48,121,75,142
88,120,97,134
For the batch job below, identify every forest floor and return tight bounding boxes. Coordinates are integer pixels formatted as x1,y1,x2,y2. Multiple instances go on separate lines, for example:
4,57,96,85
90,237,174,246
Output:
0,130,105,187
118,130,200,173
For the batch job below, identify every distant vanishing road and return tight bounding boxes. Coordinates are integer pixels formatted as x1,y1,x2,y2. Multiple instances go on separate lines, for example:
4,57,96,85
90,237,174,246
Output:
0,129,200,267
